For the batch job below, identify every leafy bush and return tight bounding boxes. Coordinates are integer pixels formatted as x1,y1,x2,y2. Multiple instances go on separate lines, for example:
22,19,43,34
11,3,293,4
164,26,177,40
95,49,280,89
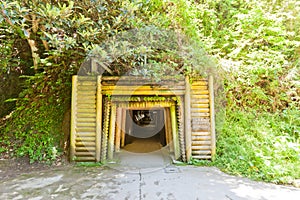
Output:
216,107,300,184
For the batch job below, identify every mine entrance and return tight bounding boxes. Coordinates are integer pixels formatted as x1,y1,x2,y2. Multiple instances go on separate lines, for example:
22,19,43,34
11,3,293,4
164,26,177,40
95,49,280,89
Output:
123,109,167,153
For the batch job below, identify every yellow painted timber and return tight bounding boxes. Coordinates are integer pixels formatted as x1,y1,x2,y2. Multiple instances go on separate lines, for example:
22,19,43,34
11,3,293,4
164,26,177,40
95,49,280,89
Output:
191,131,210,136
190,146,211,150
184,76,192,161
76,137,95,141
75,146,96,151
191,90,209,95
77,122,96,127
192,155,211,159
191,86,208,90
76,133,96,137
191,94,209,99
191,141,211,145
95,76,102,162
70,75,77,162
192,150,211,155
170,104,180,160
209,75,216,158
121,109,126,147
191,103,209,108
103,90,185,96
191,108,210,113
108,104,117,160
192,136,211,141
76,127,96,132
191,113,210,117
75,152,96,156
75,142,96,146
191,99,209,104
190,81,208,86
115,107,122,152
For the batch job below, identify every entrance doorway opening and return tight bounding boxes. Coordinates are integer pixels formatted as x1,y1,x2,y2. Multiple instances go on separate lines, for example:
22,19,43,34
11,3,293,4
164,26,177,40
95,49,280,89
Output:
122,109,167,153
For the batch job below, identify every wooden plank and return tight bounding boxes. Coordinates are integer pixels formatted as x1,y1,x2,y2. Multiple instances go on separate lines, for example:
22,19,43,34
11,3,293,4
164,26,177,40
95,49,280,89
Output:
192,150,211,155
184,76,192,161
76,133,96,137
75,152,96,156
74,157,96,161
191,108,210,113
191,99,209,104
102,90,185,96
191,155,211,159
164,108,173,152
70,75,77,162
192,136,211,141
191,81,208,86
191,94,209,99
76,127,96,132
191,86,208,90
191,113,210,117
75,147,96,151
77,117,96,122
77,85,97,91
190,146,211,150
77,76,97,81
108,104,117,160
209,75,216,159
76,137,95,141
76,113,96,118
75,142,96,146
191,90,209,95
76,99,96,104
76,104,96,109
191,141,211,145
77,90,96,94
95,75,102,162
171,104,180,160
191,103,209,108
121,109,126,147
191,131,210,136
115,107,122,152
77,122,96,127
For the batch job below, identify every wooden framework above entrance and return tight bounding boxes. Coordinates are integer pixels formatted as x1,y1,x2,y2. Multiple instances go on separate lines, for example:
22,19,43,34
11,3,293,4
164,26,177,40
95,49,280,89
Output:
70,75,216,162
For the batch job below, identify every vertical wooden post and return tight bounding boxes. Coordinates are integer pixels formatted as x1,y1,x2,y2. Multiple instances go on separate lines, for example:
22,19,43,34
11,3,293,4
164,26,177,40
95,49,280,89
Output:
178,96,186,162
164,108,169,146
121,109,126,147
170,104,180,160
164,108,173,152
101,99,110,162
70,75,77,162
184,76,192,161
209,75,216,159
95,76,102,162
108,103,117,160
115,107,122,152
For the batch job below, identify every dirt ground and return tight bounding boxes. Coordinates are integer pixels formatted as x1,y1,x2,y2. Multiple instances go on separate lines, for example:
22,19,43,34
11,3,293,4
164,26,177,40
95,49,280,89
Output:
0,156,69,181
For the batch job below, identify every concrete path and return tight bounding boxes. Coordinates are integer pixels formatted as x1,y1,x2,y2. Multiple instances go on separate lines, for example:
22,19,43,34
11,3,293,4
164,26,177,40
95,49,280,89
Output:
1,164,299,200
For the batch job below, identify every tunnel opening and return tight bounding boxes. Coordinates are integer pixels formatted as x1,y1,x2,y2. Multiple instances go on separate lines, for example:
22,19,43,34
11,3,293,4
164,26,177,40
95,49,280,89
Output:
122,109,167,153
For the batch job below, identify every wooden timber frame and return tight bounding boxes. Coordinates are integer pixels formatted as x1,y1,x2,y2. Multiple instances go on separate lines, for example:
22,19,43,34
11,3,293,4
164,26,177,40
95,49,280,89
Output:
70,75,216,162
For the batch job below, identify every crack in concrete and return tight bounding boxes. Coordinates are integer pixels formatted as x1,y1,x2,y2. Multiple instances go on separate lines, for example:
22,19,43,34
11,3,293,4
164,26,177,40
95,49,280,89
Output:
139,170,142,200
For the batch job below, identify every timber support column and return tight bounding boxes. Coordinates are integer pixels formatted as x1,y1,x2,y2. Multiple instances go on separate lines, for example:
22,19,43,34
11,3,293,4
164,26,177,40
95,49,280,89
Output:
209,75,216,159
95,76,102,162
184,76,192,161
70,75,77,162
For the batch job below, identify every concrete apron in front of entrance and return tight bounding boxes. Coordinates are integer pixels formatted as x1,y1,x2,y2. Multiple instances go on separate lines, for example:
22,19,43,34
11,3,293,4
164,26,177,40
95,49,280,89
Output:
1,165,300,200
106,147,173,173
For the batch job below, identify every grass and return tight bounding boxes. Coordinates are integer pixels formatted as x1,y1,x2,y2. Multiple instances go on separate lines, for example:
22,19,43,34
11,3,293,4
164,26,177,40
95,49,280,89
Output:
214,107,300,184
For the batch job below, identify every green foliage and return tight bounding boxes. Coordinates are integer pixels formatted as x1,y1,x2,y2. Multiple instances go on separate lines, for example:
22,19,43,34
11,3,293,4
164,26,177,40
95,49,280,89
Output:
215,107,300,184
0,0,299,185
